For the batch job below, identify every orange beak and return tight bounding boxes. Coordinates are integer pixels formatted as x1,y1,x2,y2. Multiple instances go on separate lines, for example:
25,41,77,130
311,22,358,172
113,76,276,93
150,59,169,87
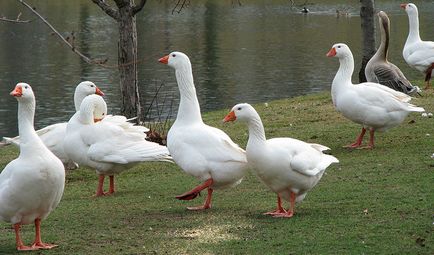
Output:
95,86,105,96
158,55,169,64
10,86,23,97
400,3,407,9
94,118,103,123
223,111,236,122
326,47,337,57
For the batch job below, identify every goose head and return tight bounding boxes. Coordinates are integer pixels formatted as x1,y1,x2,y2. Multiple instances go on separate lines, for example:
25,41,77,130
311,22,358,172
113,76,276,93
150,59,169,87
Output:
74,81,104,111
79,94,107,124
326,43,351,59
378,11,390,33
76,81,104,97
223,103,256,123
10,83,35,102
158,51,191,70
400,3,418,16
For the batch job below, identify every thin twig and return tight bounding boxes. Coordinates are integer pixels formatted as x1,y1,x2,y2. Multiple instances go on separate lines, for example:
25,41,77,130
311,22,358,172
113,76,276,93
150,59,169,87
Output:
162,93,175,135
172,0,190,14
17,0,110,67
0,16,31,23
132,0,148,15
91,0,120,20
0,12,31,23
143,82,165,120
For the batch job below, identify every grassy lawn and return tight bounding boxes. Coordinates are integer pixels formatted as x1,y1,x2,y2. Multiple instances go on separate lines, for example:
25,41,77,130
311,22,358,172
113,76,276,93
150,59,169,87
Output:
0,88,433,254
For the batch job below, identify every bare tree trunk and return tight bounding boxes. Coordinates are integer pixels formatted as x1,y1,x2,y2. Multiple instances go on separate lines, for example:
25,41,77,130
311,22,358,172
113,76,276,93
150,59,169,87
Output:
359,0,376,83
118,3,141,120
92,0,147,120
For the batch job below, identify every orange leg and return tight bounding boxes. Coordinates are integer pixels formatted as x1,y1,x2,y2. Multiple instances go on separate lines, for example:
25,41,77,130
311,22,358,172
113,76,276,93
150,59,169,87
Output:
263,194,287,215
274,192,296,218
108,175,115,194
31,218,58,250
176,179,214,210
95,175,115,196
14,223,38,251
95,175,105,196
357,129,375,149
424,64,433,90
187,188,213,210
344,127,366,148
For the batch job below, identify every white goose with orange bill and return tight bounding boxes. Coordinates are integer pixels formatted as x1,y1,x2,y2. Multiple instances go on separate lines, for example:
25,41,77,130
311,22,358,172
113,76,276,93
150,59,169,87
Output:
158,51,248,210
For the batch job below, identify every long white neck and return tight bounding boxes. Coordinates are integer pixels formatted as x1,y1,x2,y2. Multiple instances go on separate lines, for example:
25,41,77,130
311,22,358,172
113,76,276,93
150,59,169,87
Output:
406,11,421,44
17,98,43,156
79,100,95,125
332,53,354,102
175,64,203,124
74,90,86,112
246,112,267,151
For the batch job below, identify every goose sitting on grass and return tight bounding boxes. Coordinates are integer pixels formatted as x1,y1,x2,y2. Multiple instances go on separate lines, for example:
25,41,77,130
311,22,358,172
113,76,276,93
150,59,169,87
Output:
1,81,104,170
224,103,338,218
63,95,172,196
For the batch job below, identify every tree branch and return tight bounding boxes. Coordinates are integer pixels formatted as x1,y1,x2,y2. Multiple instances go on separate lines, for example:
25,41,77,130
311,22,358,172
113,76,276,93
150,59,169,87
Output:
0,12,32,23
17,0,109,67
91,0,120,20
172,0,190,14
132,0,147,15
0,17,31,23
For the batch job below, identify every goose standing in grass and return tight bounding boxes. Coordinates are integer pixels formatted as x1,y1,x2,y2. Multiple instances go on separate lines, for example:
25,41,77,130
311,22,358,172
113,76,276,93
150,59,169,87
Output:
365,11,420,95
0,83,65,250
327,43,425,149
63,95,172,196
401,3,434,89
158,52,248,210
1,81,104,170
223,103,338,218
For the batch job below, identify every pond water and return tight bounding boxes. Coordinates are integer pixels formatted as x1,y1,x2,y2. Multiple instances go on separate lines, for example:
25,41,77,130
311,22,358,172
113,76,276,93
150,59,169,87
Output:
0,0,433,137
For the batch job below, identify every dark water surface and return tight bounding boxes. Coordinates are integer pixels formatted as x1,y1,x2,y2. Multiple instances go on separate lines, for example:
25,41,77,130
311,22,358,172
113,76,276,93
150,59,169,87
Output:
0,0,433,137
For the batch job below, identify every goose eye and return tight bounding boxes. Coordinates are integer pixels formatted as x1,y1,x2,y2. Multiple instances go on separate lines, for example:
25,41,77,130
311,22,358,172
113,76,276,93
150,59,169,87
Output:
237,107,242,111
24,86,28,89
337,45,341,48
172,54,176,57
90,85,94,87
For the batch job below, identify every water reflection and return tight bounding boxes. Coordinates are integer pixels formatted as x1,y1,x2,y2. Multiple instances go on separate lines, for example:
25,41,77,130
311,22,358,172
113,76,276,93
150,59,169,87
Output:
0,0,433,137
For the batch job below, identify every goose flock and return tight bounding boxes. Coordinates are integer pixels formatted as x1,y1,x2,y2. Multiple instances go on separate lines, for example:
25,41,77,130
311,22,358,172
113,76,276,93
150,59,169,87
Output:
0,3,431,251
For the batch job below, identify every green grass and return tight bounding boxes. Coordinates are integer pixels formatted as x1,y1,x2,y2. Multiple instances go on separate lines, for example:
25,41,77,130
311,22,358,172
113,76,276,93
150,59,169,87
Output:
1,88,433,254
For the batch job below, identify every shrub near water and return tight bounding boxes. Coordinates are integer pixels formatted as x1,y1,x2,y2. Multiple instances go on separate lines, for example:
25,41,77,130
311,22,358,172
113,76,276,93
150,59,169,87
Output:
0,89,432,254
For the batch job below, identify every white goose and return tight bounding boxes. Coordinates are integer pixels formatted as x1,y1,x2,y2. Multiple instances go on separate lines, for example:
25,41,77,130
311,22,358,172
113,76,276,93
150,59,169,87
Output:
63,94,172,197
1,81,104,170
0,83,65,251
224,103,339,218
327,43,425,149
401,3,434,89
365,11,420,95
159,52,248,210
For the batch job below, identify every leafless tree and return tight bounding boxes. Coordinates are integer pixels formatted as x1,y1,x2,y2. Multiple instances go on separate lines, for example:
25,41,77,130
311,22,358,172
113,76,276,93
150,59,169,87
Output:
359,0,376,83
92,0,148,121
